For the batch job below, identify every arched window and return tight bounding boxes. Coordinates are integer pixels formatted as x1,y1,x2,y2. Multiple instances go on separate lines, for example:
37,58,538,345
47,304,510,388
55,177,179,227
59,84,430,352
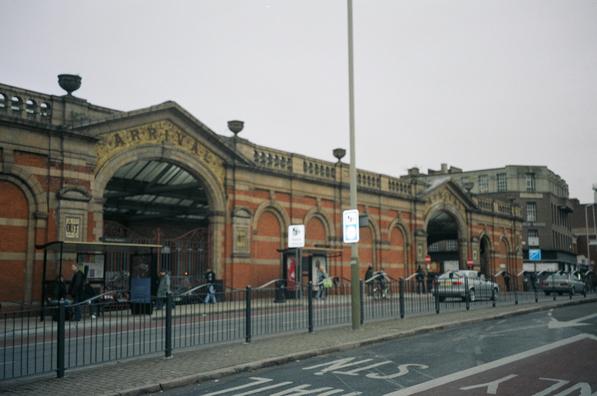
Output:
10,96,22,112
25,99,36,116
40,102,51,118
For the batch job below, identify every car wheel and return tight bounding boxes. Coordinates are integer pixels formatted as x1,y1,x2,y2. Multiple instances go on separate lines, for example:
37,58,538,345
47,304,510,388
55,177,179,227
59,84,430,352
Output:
545,292,550,296
558,292,563,296
439,296,445,302
469,289,476,302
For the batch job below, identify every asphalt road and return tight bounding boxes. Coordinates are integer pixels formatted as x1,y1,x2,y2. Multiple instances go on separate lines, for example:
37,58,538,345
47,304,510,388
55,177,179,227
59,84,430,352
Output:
157,302,597,396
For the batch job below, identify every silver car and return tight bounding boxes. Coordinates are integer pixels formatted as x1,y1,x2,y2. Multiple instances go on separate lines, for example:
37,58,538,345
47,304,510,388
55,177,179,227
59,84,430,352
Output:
540,273,586,296
434,270,499,302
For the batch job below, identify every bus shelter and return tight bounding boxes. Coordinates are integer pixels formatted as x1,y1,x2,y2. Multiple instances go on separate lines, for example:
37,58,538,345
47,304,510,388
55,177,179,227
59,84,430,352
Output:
278,247,342,298
37,240,162,315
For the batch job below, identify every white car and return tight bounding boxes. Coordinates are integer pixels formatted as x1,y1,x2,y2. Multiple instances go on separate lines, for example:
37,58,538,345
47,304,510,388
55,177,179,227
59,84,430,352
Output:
434,270,499,302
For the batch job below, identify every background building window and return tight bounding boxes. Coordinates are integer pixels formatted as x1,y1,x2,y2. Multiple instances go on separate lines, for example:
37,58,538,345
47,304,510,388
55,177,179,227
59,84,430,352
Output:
478,174,489,193
526,202,537,222
497,173,507,192
526,174,536,192
527,229,539,246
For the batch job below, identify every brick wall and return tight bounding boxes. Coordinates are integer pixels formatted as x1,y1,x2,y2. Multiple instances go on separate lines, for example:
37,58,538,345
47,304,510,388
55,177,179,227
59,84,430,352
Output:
0,181,28,303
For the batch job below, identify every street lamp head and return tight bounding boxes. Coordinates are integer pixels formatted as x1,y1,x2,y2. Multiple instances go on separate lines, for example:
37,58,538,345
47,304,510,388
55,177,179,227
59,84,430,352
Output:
333,148,346,162
227,120,244,136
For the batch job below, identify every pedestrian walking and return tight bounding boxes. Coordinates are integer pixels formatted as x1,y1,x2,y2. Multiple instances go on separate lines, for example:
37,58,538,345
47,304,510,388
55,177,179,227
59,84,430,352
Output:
416,265,425,294
204,268,217,304
503,270,511,292
315,261,328,300
156,271,171,309
374,267,389,299
365,265,374,296
69,264,85,321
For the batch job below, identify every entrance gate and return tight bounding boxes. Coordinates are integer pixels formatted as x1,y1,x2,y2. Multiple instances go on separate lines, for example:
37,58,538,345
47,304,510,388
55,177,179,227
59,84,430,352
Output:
103,222,208,293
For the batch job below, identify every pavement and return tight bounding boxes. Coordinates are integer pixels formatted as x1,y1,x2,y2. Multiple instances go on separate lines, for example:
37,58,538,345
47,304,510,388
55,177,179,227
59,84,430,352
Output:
1,297,595,396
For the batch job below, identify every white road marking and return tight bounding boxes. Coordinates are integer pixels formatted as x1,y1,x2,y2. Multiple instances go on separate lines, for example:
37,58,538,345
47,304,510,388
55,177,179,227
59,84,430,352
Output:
459,374,518,394
202,377,273,395
548,312,597,329
383,333,597,396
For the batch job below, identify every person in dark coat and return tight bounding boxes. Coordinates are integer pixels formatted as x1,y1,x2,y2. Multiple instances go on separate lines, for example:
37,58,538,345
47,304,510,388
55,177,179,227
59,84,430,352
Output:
204,268,217,304
416,265,425,294
69,264,85,321
365,266,374,296
503,270,511,292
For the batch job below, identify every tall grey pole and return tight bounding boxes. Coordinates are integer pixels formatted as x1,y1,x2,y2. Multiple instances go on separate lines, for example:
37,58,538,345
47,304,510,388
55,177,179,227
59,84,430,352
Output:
585,205,591,264
347,0,361,329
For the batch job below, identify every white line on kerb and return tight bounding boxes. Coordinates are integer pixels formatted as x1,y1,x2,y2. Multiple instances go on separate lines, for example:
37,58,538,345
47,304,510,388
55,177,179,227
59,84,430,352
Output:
383,333,597,396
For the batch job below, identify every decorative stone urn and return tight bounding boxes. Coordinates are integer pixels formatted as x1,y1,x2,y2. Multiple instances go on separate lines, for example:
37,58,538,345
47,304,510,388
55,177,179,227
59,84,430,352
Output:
58,74,82,95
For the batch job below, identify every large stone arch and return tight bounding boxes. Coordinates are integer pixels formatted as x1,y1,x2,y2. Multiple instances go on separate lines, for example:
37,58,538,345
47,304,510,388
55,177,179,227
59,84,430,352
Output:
478,232,492,276
252,201,290,236
387,218,410,273
423,202,469,270
0,171,44,304
303,207,335,243
92,144,227,274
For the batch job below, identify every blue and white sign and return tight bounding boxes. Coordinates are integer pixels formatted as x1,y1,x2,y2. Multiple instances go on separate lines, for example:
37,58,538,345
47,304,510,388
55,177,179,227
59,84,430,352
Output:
529,248,542,261
343,209,360,244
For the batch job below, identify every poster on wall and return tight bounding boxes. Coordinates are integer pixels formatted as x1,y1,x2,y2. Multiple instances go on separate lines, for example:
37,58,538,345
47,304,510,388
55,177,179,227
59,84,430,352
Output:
77,253,105,280
286,255,297,291
130,254,152,303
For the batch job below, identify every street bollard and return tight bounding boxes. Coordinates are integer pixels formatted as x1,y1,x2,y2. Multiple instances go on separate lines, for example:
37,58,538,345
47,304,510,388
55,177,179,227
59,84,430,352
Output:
307,282,313,333
464,277,470,310
399,278,405,319
360,280,365,325
434,280,440,314
56,300,66,378
245,286,252,343
165,293,173,358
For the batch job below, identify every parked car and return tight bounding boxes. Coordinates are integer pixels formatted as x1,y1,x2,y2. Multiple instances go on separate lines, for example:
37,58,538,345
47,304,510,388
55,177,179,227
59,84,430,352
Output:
434,270,499,302
540,272,586,296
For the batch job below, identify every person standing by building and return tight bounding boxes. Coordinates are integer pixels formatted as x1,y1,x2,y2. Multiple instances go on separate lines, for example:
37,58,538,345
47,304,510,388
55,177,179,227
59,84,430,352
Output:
365,265,374,296
416,265,425,294
503,270,511,292
69,264,85,321
315,261,328,300
204,268,217,304
156,271,171,309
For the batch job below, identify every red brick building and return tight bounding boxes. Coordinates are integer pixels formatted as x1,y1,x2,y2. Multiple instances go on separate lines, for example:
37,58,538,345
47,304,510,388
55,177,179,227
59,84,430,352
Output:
0,78,523,305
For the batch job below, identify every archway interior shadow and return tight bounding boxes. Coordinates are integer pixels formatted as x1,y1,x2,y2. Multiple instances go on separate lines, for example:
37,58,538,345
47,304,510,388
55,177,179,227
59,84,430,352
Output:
427,211,460,274
102,159,211,292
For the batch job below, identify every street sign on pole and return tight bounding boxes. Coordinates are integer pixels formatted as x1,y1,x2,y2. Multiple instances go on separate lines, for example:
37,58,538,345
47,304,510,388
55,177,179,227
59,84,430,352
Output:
288,225,305,248
425,255,431,264
343,209,360,244
529,249,542,261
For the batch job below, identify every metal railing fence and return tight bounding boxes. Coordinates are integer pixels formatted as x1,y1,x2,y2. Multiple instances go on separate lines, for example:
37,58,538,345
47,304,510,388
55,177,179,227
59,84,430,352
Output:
1,275,594,381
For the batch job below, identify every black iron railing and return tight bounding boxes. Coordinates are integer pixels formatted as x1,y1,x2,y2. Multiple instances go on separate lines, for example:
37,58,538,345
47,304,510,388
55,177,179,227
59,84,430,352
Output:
0,276,593,381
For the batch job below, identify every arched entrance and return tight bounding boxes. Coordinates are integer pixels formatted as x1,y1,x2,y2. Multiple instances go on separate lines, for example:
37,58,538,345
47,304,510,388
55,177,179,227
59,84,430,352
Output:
479,235,491,276
102,159,215,290
426,210,462,273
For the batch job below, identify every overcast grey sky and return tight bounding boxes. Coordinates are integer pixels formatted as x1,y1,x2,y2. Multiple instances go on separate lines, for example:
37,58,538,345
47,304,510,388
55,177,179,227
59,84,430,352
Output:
2,0,596,202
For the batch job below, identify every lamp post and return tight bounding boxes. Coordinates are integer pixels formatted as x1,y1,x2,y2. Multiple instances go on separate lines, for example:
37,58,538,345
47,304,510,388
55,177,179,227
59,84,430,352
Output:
347,0,360,329
333,148,346,280
228,120,244,287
